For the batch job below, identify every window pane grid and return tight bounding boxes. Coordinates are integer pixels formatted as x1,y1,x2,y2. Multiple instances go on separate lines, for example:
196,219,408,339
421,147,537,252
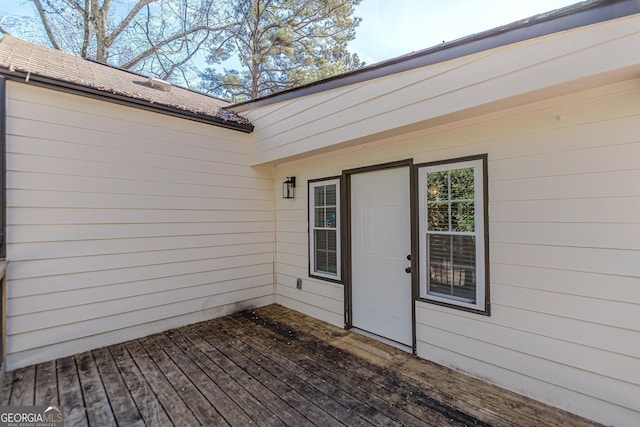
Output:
427,234,477,302
426,168,475,233
310,180,340,280
314,229,337,268
419,160,485,312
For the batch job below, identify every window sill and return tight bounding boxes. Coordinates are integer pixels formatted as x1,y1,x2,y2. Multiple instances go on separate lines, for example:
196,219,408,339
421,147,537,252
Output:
309,274,343,285
416,297,490,316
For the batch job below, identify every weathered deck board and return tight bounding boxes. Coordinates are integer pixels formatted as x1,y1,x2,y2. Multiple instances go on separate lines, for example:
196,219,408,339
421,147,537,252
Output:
273,305,581,427
0,370,13,406
107,343,171,426
76,351,117,427
217,313,412,426
272,305,508,424
278,305,607,427
167,327,281,426
57,355,89,426
124,338,198,426
184,325,309,426
139,334,230,426
34,360,57,406
211,318,374,427
223,309,467,426
92,346,144,427
194,319,341,426
153,331,253,425
9,365,35,406
1,305,603,426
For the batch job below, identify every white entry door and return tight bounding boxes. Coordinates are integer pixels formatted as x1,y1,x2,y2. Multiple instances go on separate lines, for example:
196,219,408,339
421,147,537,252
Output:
351,166,412,346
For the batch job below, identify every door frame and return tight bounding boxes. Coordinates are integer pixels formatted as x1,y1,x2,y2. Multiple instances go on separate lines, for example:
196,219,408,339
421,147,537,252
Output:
342,159,418,353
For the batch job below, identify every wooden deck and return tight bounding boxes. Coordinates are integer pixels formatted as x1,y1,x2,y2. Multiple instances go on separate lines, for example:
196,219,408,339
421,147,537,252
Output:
2,304,601,426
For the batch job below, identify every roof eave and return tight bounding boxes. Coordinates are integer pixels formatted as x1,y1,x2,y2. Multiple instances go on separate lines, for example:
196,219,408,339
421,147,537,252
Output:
230,0,640,112
0,68,254,133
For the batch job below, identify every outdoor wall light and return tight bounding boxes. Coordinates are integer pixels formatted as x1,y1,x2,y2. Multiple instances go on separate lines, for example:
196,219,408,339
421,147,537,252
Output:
283,176,296,199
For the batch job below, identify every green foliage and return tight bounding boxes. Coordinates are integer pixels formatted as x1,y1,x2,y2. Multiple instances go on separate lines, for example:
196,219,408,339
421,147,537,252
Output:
426,167,475,233
199,0,364,101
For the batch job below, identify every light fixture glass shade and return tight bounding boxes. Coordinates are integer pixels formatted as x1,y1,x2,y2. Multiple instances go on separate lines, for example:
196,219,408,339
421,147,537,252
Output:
283,176,296,199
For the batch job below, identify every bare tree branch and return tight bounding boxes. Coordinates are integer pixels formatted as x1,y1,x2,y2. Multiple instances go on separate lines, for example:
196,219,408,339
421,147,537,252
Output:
107,0,156,47
121,23,232,69
66,0,87,15
15,0,236,84
32,0,62,50
81,0,90,57
160,33,208,80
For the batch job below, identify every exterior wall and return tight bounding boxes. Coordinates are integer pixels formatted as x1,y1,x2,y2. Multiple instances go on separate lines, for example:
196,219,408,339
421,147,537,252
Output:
274,78,640,426
275,170,344,328
5,82,275,370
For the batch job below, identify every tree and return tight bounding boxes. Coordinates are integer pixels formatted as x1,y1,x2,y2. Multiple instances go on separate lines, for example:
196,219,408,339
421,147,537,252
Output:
1,0,235,86
199,0,364,101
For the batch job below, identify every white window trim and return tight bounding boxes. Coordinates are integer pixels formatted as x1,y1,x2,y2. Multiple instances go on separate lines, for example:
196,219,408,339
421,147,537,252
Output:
309,178,341,281
418,158,486,312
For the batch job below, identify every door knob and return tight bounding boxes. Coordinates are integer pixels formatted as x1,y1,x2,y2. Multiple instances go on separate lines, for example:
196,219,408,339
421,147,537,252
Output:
405,267,411,273
406,254,411,261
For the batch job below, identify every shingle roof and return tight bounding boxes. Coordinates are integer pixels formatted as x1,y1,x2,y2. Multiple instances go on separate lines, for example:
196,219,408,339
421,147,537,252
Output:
0,33,253,132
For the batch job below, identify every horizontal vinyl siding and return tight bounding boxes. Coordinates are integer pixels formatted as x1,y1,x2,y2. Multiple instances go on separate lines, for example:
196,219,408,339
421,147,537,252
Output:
274,192,344,327
274,78,640,426
248,14,640,165
5,82,274,370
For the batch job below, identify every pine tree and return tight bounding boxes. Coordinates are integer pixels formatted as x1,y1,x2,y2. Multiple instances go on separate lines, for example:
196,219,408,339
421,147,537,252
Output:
200,0,364,101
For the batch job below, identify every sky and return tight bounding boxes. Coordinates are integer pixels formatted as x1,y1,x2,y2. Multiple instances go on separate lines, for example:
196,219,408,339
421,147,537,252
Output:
1,0,580,66
348,0,579,64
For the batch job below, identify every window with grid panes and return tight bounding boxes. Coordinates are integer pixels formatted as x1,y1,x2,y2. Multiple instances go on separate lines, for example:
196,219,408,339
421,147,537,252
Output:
309,179,341,281
418,157,488,313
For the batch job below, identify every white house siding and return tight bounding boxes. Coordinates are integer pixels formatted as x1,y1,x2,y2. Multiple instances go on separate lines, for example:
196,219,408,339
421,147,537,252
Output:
273,78,640,426
242,13,640,166
5,82,275,370
274,165,345,327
